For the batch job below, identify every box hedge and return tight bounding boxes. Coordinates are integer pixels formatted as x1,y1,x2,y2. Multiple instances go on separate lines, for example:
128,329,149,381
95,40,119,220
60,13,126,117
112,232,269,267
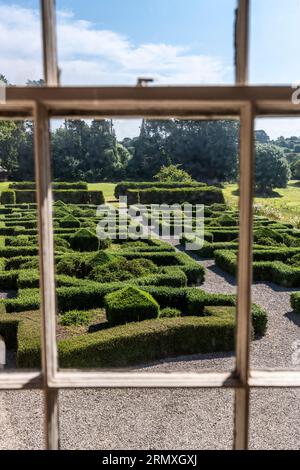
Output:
13,190,104,205
114,181,207,198
105,286,160,326
0,190,16,205
126,187,224,206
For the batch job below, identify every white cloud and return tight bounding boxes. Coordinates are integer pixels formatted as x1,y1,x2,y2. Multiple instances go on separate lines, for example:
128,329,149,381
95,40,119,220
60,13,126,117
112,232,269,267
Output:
0,3,230,86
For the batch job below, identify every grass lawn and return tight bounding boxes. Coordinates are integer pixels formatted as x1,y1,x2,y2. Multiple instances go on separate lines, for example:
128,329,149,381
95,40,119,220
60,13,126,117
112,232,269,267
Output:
223,180,300,227
0,182,9,192
88,182,116,203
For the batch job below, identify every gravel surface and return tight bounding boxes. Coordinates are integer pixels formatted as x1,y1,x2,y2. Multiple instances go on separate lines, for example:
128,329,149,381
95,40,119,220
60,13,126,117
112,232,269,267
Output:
1,254,300,449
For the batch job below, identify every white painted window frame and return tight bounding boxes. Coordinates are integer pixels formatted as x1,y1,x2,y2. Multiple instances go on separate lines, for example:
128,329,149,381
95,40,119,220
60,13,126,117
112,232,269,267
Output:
0,0,300,450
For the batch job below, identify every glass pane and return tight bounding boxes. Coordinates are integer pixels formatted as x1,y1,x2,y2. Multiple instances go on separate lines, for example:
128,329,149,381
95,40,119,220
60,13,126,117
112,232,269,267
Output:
250,389,300,449
0,1,43,86
59,389,234,449
250,0,300,84
45,117,240,372
56,0,236,85
250,117,300,370
0,119,41,372
0,391,44,449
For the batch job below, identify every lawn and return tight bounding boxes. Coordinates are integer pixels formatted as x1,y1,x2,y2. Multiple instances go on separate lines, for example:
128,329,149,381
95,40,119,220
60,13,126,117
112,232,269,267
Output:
223,180,300,227
88,182,116,203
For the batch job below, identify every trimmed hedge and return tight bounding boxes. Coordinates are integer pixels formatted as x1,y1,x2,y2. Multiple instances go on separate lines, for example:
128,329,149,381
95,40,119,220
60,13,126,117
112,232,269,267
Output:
0,190,16,205
114,181,207,198
10,181,88,190
13,309,236,368
70,229,99,252
126,187,224,206
215,249,300,287
13,189,104,205
105,286,160,326
60,215,81,229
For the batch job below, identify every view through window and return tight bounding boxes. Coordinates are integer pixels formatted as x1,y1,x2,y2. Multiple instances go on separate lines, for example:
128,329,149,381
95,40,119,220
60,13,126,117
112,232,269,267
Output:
0,0,300,453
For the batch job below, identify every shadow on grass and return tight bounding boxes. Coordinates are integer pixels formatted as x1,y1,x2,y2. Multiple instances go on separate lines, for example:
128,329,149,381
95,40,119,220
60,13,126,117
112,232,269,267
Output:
232,189,283,198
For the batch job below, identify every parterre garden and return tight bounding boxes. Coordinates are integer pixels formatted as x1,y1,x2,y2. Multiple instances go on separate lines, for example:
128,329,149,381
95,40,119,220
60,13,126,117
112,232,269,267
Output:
3,179,295,370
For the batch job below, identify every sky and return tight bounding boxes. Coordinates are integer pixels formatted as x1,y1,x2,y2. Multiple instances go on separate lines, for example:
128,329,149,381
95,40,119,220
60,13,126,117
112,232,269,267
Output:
1,0,300,139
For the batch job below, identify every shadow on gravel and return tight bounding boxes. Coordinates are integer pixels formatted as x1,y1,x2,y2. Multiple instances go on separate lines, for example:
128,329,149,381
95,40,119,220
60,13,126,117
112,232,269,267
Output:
136,351,235,370
253,281,299,294
206,264,237,287
285,310,300,327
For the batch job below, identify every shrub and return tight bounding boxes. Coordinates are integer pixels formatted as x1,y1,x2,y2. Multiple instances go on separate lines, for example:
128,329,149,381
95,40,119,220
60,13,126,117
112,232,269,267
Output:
134,268,187,288
90,257,158,283
288,254,300,266
70,228,99,252
186,289,236,316
54,190,104,205
159,307,181,318
114,181,206,198
1,190,16,205
255,143,291,193
291,292,300,313
215,214,237,226
60,310,92,326
254,227,284,245
56,254,92,278
127,186,224,206
251,304,268,336
60,215,81,229
154,164,193,183
105,286,160,326
14,190,36,203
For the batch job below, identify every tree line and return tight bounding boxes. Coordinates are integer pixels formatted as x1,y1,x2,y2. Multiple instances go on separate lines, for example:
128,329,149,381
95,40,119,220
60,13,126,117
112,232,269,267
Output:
0,74,294,188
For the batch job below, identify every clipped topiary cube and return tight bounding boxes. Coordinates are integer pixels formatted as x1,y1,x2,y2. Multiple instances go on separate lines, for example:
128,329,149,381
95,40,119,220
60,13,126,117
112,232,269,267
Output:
105,286,160,325
70,228,99,252
0,190,16,205
60,214,81,228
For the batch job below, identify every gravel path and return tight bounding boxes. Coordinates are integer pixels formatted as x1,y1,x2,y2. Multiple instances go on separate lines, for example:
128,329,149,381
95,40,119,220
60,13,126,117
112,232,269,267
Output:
1,255,300,449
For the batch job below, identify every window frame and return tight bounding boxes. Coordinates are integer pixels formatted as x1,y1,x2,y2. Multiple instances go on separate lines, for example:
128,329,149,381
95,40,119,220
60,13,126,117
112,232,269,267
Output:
0,0,300,451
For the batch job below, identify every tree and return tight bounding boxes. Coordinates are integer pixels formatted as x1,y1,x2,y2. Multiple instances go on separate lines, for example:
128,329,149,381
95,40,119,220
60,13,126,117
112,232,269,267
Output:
0,120,34,179
154,164,193,183
255,143,291,194
127,119,239,182
255,130,270,143
291,159,300,179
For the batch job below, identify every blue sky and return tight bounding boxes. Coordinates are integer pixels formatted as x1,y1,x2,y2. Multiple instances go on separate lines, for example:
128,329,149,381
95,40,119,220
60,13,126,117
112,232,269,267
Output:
1,0,300,138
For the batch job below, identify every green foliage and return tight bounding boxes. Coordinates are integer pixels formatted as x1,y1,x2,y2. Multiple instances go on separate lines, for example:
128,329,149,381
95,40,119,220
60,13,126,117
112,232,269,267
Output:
127,186,224,205
291,159,300,179
253,227,284,245
127,119,239,182
56,253,92,278
214,214,236,226
50,119,129,181
0,190,16,204
90,257,158,283
255,143,291,193
159,307,181,318
60,310,93,326
291,292,300,313
105,286,160,326
60,214,81,228
154,164,193,183
70,228,99,252
114,181,206,198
